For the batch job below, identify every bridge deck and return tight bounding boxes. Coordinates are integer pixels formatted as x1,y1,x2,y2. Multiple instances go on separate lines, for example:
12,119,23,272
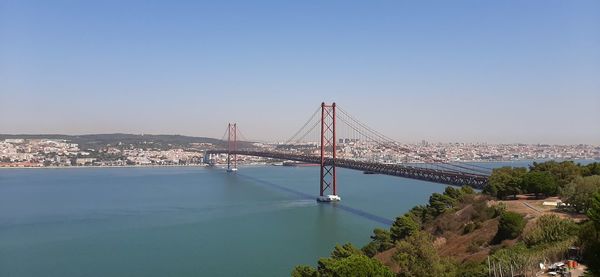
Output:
205,150,489,189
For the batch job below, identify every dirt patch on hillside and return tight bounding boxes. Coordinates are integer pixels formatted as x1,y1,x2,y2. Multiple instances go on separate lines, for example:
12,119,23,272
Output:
374,248,400,273
492,195,587,222
436,217,499,263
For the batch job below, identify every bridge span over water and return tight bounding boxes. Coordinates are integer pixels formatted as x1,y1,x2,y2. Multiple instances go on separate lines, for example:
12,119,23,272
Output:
205,149,489,189
205,102,490,201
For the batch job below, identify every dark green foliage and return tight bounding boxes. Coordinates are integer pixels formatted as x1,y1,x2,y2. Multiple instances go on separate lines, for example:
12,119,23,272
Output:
579,221,600,276
361,242,379,258
523,215,578,247
316,254,394,277
482,183,499,198
408,204,433,224
429,193,457,216
494,211,525,243
390,215,420,242
330,243,362,260
582,162,600,177
529,160,582,187
456,262,487,277
293,244,393,277
523,171,558,197
291,265,318,277
561,175,600,213
460,185,475,195
485,167,527,199
485,161,599,199
577,190,600,275
393,232,457,277
588,192,600,235
444,186,463,199
362,228,394,257
404,186,470,226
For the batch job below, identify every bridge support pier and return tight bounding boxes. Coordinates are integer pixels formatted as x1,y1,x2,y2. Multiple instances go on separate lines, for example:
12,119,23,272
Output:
203,153,216,166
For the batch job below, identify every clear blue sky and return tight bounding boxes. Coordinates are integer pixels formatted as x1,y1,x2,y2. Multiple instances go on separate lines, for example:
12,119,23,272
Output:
1,0,599,144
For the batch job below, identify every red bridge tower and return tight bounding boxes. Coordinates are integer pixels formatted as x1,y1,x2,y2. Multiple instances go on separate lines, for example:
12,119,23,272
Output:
227,123,238,172
318,103,340,202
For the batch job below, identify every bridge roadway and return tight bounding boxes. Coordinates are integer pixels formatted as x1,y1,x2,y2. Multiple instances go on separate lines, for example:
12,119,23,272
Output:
205,150,489,189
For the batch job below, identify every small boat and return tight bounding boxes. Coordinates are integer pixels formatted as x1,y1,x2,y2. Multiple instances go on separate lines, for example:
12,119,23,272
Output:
363,171,376,174
226,168,238,172
317,195,341,202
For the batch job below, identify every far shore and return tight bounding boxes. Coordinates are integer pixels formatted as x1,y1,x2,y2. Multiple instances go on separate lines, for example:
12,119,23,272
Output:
0,163,275,169
0,159,596,170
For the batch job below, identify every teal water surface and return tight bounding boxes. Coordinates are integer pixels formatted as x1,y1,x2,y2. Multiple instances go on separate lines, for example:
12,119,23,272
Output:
0,166,450,276
2,161,591,276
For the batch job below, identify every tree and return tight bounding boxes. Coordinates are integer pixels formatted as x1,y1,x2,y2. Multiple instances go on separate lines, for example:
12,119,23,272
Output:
390,215,420,242
579,219,600,276
579,191,600,277
561,175,600,213
407,204,432,224
293,245,393,277
428,193,457,216
444,186,463,199
362,228,394,257
485,167,526,199
582,162,600,177
361,242,379,258
291,265,318,277
460,185,475,195
393,231,457,277
317,254,394,277
494,211,525,243
530,161,581,187
588,192,600,238
523,171,558,197
330,243,362,260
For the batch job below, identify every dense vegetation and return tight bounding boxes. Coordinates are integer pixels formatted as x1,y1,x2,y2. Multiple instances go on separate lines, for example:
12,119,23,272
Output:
291,244,393,277
292,161,600,276
493,211,525,243
484,161,600,199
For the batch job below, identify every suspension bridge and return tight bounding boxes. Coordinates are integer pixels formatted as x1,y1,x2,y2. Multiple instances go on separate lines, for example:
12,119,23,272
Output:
205,102,491,202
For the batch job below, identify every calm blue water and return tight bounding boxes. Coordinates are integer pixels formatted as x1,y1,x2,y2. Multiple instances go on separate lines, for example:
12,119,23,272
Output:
0,160,593,276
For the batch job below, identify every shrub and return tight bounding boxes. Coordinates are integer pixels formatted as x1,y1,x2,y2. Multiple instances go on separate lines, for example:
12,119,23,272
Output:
317,254,394,277
291,265,318,277
394,232,457,277
471,200,497,222
523,214,578,247
463,222,477,234
494,211,525,243
362,228,394,257
429,193,457,216
390,215,420,242
330,243,362,259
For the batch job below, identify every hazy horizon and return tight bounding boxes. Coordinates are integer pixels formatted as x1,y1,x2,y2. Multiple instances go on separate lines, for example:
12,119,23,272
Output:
1,1,599,144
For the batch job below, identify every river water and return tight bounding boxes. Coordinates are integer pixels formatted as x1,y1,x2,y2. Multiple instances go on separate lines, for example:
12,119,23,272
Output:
0,161,591,276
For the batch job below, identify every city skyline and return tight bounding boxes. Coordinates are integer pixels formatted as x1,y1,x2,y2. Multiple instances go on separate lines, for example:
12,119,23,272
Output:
1,1,599,144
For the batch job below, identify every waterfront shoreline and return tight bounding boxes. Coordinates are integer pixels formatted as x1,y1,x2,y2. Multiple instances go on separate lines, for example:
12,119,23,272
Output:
1,159,596,170
0,163,278,169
